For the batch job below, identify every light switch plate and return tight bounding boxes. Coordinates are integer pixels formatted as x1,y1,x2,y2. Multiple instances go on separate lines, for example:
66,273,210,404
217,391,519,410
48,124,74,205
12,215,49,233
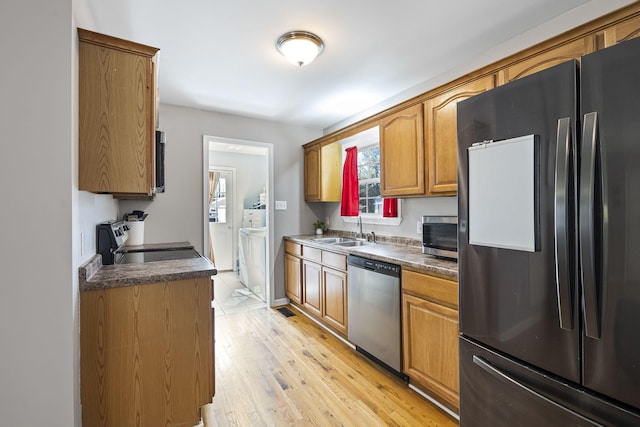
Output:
275,200,287,210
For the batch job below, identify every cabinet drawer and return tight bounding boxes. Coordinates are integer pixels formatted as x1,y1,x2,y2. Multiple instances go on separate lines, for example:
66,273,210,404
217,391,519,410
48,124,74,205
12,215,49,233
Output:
402,269,458,309
302,245,322,262
285,241,301,256
322,251,346,271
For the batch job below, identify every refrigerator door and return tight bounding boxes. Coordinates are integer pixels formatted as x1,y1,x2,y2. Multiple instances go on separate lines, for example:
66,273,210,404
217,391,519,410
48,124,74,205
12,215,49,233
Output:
457,61,580,382
460,336,640,426
580,37,640,410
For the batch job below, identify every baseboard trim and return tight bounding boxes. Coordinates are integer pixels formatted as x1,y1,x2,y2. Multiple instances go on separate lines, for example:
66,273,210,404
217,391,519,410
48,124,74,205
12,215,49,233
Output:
408,383,459,421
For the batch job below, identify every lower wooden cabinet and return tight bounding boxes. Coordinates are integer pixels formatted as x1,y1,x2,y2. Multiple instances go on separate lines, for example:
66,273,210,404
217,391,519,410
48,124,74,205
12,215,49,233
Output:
285,253,302,304
285,240,348,336
402,269,459,413
302,259,322,318
80,277,213,426
322,266,348,335
284,241,302,304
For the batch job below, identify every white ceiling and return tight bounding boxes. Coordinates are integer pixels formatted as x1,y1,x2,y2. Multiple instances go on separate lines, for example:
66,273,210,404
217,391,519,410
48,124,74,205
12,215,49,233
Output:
84,0,629,130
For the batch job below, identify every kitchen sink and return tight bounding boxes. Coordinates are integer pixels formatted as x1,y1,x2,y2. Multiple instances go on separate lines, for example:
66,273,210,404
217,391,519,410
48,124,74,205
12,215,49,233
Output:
334,240,374,247
312,237,356,244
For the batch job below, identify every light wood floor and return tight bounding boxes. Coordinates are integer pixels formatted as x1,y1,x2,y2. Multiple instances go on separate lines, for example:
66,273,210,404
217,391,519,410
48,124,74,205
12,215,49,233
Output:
202,305,458,426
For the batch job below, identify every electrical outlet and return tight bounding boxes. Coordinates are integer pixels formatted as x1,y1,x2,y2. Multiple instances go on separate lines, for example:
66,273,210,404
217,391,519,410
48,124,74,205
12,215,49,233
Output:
275,200,287,210
80,232,86,255
417,221,422,234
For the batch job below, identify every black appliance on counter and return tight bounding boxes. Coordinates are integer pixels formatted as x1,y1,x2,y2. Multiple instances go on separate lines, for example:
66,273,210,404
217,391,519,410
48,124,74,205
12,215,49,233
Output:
96,220,198,265
155,130,165,193
457,38,640,425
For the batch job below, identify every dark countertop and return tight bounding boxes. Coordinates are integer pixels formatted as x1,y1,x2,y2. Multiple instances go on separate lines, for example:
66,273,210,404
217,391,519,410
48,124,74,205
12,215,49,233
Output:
79,243,217,291
284,234,458,279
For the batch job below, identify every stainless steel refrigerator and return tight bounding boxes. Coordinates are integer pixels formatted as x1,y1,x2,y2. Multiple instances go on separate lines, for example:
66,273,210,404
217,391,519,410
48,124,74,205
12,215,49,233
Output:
457,37,640,426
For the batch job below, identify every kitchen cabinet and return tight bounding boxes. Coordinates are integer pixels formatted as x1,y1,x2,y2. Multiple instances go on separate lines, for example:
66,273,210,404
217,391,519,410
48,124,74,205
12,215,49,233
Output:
379,104,425,197
321,251,348,335
78,28,159,196
287,241,348,336
603,13,640,47
402,269,459,413
304,142,342,202
80,276,213,426
497,36,595,85
284,241,302,304
423,75,495,195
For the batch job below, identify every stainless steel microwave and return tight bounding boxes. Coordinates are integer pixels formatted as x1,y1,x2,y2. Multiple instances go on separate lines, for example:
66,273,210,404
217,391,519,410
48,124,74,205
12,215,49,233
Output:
422,215,457,259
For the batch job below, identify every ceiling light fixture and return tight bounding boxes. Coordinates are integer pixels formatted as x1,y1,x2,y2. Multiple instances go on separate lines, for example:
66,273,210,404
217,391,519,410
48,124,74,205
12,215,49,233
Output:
276,31,324,67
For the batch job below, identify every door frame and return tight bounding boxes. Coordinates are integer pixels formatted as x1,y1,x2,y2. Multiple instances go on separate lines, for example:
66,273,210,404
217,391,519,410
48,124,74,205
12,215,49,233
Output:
202,135,275,307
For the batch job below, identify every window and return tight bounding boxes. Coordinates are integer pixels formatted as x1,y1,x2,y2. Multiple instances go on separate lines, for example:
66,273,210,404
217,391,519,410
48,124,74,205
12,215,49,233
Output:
358,145,382,215
209,177,227,223
341,126,401,225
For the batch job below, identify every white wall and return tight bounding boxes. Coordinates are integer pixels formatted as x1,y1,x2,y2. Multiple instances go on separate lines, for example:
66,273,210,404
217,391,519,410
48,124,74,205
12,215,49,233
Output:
120,103,322,300
0,0,75,425
327,0,637,133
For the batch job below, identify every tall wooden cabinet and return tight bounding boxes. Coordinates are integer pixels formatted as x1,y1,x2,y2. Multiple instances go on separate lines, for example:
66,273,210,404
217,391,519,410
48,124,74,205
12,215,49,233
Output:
304,142,342,202
402,269,459,412
379,104,425,197
78,28,159,196
424,75,495,195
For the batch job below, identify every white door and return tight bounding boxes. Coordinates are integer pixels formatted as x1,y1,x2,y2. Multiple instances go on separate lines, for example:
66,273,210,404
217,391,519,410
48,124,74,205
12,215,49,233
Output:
209,169,234,270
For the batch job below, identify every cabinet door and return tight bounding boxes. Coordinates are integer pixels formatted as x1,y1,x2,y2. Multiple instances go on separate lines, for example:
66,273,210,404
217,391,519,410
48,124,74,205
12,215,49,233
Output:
322,267,347,335
402,292,459,412
424,75,494,195
497,36,596,85
603,13,640,47
285,253,302,304
79,36,156,195
302,260,322,317
304,145,321,201
380,104,425,196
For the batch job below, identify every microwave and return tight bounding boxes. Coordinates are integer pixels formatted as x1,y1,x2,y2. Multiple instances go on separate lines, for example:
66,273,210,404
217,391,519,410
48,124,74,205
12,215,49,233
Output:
422,215,457,260
155,130,165,193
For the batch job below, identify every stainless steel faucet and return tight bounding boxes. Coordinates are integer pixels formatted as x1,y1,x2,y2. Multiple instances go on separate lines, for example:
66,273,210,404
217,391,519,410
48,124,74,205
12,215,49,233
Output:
358,216,363,238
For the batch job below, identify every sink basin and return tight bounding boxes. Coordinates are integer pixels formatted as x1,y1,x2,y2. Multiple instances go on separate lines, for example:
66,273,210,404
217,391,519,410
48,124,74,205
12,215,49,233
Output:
312,237,355,244
334,240,374,247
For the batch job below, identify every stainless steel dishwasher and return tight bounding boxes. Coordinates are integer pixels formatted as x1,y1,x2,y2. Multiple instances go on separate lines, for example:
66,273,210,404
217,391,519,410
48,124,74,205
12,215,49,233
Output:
347,255,406,379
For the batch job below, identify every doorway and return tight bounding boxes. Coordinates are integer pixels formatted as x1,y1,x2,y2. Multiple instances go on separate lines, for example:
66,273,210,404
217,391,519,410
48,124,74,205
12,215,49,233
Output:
203,135,274,306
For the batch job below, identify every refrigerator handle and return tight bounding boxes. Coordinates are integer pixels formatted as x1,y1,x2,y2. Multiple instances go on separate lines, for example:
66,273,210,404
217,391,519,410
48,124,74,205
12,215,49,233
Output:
554,117,573,330
579,112,601,339
472,355,603,426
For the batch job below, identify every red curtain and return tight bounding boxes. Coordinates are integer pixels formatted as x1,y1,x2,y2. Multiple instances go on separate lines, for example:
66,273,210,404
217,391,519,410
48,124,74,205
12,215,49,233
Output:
341,147,359,216
383,198,398,217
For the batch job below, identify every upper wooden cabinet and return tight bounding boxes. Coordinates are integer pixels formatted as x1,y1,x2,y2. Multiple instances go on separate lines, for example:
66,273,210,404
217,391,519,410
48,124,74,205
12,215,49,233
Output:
78,28,159,196
603,13,640,47
497,36,595,85
379,104,425,197
424,75,495,196
304,142,341,202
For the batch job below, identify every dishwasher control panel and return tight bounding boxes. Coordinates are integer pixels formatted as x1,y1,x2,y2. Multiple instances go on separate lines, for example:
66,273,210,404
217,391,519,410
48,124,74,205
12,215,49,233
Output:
347,255,400,277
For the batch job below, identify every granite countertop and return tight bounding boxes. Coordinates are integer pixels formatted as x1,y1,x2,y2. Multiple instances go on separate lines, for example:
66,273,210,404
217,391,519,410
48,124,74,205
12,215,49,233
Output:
284,234,458,279
79,243,217,291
